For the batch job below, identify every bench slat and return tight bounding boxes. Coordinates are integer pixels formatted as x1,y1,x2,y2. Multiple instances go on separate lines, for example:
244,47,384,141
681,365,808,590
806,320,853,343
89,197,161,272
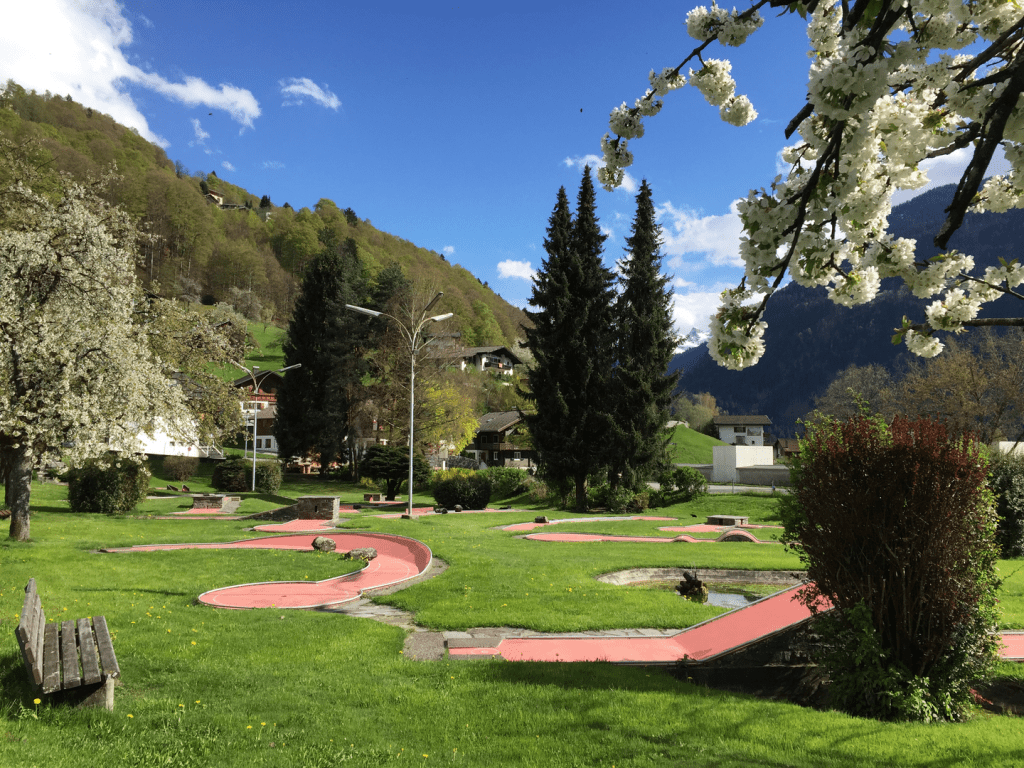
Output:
92,617,121,680
31,592,45,673
60,620,81,690
41,622,61,693
77,618,102,686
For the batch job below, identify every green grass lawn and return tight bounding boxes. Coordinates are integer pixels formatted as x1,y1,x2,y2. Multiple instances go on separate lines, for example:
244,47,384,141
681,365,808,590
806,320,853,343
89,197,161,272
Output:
3,483,1024,766
669,424,726,464
209,322,287,383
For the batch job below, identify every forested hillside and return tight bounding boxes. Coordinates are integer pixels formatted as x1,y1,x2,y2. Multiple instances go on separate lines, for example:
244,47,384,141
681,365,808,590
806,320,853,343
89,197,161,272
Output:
671,185,1024,437
0,81,527,346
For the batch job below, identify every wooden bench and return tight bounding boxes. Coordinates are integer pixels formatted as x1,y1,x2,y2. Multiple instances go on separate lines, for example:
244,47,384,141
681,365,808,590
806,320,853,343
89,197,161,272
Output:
15,578,121,710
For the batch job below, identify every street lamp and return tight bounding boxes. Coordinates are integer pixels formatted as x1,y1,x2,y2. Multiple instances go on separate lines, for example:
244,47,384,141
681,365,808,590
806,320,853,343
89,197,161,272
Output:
238,362,301,492
346,292,453,518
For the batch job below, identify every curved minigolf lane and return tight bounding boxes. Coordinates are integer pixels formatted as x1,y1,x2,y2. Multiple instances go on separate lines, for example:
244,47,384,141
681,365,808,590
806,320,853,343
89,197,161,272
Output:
105,532,431,610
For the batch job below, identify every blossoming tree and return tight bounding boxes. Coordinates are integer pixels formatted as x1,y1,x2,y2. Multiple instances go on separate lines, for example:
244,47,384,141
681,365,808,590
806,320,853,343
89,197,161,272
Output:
600,0,1024,369
1,164,187,541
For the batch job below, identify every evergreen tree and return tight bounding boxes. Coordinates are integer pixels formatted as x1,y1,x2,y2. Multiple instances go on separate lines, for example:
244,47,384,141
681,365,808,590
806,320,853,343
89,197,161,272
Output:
523,167,616,512
609,179,679,490
274,238,367,472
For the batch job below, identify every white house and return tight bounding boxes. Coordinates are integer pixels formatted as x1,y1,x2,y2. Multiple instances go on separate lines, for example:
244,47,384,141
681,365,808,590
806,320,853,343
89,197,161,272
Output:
132,416,223,459
456,346,522,375
712,415,772,447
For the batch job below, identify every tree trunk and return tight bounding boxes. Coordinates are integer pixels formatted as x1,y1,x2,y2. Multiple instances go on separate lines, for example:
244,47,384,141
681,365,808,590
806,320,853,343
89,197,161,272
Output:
574,472,588,514
6,444,32,541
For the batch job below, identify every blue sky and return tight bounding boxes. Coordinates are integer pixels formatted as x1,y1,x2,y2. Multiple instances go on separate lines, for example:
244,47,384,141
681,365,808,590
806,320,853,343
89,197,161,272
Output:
1,0,981,337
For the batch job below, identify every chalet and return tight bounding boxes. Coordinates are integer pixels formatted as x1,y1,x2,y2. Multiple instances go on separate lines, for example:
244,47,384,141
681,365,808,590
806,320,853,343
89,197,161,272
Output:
774,437,800,459
712,415,772,446
466,411,536,469
457,346,521,375
232,371,286,454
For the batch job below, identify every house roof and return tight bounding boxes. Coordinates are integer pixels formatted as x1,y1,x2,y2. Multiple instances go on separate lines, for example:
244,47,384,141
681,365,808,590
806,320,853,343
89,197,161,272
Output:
461,346,523,365
476,411,523,433
712,415,773,426
231,370,286,390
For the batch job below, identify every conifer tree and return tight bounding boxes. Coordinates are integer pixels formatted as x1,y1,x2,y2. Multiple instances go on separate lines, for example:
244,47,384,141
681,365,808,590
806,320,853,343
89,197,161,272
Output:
523,167,616,512
609,179,679,490
275,236,367,471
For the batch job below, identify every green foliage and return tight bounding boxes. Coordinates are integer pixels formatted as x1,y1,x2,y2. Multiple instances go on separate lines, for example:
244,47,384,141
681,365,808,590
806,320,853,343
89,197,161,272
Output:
608,179,679,490
361,445,431,501
587,483,650,514
653,466,709,506
432,472,493,510
781,414,1000,721
480,466,530,498
275,246,368,467
523,169,616,512
161,455,199,482
211,458,280,493
989,450,1024,558
66,455,150,515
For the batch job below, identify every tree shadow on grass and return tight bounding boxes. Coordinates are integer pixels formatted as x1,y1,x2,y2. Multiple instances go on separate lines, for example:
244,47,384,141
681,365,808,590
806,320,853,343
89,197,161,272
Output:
0,652,34,711
469,661,1019,768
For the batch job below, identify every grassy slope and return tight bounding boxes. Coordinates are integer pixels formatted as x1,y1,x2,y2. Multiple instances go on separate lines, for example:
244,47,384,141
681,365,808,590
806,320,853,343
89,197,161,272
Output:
2,484,1024,766
670,424,726,464
210,322,288,384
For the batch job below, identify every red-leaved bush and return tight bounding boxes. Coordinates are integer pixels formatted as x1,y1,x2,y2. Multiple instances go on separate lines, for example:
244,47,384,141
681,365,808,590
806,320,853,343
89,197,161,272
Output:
780,414,1000,721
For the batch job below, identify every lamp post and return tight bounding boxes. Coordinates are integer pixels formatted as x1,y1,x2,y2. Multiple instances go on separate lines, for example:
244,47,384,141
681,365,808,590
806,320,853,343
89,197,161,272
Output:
238,363,301,492
346,292,452,518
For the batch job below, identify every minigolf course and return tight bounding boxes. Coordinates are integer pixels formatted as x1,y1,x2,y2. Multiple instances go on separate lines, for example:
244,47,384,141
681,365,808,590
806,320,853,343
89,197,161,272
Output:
104,520,1024,663
104,531,431,610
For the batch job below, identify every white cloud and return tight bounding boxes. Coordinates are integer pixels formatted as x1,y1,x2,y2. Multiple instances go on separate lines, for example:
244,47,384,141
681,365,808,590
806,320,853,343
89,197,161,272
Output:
221,160,235,172
671,290,725,337
279,77,341,110
497,260,537,280
0,0,260,147
443,245,455,255
138,14,154,29
262,160,285,170
892,146,1011,205
658,200,745,269
562,154,638,194
190,118,210,145
601,226,615,242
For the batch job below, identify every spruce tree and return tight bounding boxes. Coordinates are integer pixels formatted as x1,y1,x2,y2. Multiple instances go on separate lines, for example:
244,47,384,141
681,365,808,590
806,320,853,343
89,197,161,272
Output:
275,236,367,471
523,167,616,512
609,179,679,490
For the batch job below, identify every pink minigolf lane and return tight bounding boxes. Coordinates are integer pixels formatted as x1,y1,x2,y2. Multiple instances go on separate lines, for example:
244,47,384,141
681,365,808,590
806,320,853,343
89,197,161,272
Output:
1001,632,1024,660
253,519,338,533
448,585,827,663
104,532,431,610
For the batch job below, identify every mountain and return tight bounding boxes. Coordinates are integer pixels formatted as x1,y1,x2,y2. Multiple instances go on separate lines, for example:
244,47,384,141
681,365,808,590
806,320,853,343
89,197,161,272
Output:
0,82,528,347
671,186,1024,437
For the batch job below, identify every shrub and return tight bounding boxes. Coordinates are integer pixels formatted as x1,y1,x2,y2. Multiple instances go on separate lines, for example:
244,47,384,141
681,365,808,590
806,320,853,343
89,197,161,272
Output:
212,458,249,492
780,414,1000,722
162,455,199,482
989,451,1024,558
652,466,708,506
433,473,492,510
361,445,431,500
67,455,150,515
212,458,281,493
481,466,530,499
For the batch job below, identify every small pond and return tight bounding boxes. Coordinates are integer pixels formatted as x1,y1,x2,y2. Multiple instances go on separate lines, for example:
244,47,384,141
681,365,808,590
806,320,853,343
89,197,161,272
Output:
632,580,777,610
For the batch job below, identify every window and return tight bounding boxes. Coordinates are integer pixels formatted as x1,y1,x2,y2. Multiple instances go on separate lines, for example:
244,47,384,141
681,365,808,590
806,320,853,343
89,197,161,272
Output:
734,426,746,433
493,451,499,462
514,452,521,460
256,439,262,449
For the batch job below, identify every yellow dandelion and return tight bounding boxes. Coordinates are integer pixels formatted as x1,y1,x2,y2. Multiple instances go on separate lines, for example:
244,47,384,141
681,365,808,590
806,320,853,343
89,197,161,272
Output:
33,698,40,705
247,725,253,730
191,641,197,646
196,700,201,704
261,722,266,726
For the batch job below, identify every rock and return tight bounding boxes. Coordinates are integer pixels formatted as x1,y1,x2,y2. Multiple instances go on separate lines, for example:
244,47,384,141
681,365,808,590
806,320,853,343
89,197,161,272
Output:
311,536,336,552
534,516,549,524
434,506,448,515
343,547,377,561
676,570,708,603
454,505,463,513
